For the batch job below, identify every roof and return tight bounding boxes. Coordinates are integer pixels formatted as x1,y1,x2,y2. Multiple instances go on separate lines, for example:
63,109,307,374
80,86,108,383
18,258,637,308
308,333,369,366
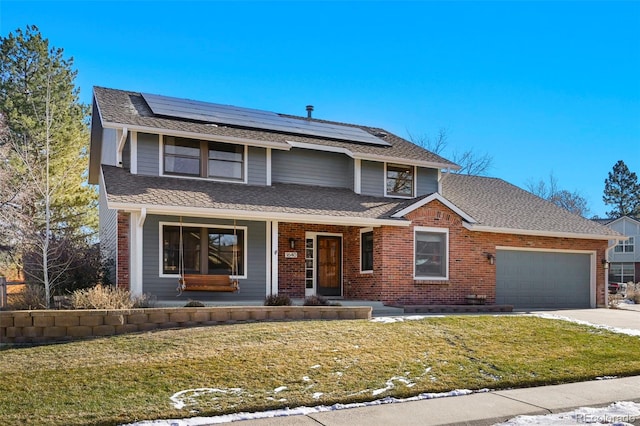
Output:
593,215,640,227
101,166,411,226
440,173,622,239
90,87,458,181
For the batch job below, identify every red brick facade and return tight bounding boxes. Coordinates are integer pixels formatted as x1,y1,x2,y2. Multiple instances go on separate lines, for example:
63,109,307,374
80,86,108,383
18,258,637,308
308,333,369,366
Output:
116,211,130,290
277,200,608,306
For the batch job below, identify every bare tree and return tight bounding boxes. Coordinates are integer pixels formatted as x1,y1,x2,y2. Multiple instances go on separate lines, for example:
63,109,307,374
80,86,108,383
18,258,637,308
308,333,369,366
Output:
408,128,493,176
526,172,590,217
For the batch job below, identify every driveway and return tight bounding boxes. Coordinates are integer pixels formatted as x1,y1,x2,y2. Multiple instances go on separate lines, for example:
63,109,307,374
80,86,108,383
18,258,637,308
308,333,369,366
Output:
522,304,640,333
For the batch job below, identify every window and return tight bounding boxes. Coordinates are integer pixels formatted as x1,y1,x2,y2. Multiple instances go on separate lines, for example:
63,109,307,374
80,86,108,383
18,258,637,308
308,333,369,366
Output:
614,237,634,253
414,227,448,279
360,230,374,272
162,224,245,277
386,163,414,197
164,136,244,181
609,263,635,283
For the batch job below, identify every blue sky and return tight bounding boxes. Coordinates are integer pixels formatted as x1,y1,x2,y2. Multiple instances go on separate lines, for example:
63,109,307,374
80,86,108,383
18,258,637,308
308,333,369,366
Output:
2,1,639,218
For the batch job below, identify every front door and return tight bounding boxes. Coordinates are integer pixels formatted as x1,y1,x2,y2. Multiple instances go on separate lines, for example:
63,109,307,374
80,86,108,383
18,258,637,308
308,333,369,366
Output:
317,236,342,297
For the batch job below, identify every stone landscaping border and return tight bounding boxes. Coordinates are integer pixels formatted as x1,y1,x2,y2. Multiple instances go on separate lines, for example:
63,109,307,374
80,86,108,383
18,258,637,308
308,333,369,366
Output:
0,306,372,344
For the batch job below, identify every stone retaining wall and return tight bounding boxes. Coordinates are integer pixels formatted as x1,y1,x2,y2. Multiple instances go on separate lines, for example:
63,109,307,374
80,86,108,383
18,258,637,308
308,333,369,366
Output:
0,306,372,344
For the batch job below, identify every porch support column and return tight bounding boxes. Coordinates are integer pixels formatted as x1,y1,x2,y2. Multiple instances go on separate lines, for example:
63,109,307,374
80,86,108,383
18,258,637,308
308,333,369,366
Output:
270,221,279,295
129,209,145,297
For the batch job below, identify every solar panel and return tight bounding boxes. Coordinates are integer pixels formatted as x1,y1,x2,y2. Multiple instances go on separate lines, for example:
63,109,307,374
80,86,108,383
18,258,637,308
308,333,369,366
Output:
141,92,391,146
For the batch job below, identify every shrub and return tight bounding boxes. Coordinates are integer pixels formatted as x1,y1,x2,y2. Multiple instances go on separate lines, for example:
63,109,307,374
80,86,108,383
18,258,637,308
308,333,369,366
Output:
184,300,205,307
70,285,154,310
303,295,329,306
264,294,292,306
302,295,342,306
6,284,47,310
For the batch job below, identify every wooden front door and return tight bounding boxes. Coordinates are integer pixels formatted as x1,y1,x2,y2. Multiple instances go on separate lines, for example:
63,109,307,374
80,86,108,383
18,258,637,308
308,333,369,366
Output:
317,236,341,297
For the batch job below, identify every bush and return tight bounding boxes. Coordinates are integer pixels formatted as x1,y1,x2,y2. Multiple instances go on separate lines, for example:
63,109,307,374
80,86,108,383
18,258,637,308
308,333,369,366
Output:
6,284,47,310
184,300,205,307
264,294,292,306
303,295,341,306
70,285,155,310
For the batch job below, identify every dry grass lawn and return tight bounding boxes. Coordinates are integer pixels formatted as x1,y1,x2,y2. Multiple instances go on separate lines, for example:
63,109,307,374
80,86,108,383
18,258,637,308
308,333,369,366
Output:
1,315,640,425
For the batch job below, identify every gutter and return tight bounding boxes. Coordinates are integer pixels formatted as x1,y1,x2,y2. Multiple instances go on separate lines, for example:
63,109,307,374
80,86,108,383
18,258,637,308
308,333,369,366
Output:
109,203,411,228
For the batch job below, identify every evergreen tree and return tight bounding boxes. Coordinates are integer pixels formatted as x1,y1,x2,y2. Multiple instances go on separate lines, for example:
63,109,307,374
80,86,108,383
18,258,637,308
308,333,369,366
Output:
603,160,640,218
0,25,98,306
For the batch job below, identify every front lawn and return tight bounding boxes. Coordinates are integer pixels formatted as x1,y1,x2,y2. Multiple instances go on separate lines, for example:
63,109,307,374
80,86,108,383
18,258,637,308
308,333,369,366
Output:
1,315,640,425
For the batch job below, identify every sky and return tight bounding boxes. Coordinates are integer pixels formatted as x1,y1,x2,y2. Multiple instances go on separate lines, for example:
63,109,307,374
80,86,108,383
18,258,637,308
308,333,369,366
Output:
1,0,639,218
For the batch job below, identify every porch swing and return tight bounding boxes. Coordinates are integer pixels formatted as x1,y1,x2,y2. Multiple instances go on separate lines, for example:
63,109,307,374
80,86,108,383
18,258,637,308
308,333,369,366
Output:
177,218,240,293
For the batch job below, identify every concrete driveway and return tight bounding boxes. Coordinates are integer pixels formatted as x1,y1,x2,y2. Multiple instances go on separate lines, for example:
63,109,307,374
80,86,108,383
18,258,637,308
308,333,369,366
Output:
520,304,640,332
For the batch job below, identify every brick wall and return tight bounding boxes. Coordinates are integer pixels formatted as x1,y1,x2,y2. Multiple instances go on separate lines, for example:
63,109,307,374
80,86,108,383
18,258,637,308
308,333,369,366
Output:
276,201,607,307
117,211,130,290
377,200,608,306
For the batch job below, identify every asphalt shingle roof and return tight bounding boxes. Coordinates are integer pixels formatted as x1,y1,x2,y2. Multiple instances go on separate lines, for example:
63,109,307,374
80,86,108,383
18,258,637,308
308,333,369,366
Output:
93,86,458,168
441,173,620,237
102,165,410,222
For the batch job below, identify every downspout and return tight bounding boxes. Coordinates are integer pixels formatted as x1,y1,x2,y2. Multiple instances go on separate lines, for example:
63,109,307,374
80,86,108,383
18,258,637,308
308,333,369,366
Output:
117,127,129,166
604,239,618,308
438,167,452,194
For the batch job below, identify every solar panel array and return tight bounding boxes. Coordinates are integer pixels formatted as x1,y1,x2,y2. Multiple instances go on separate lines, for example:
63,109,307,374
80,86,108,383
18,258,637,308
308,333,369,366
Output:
141,92,390,146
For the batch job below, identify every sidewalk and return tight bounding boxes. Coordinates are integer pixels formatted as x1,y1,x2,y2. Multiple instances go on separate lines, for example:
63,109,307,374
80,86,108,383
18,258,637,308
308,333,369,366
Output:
233,376,640,425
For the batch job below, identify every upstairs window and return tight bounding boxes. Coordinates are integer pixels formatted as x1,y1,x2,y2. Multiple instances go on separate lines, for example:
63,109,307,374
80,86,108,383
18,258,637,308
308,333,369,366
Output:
386,163,414,197
614,237,634,253
164,136,244,181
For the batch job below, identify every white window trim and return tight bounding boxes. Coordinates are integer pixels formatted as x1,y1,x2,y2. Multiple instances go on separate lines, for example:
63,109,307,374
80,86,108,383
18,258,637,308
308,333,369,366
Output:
413,226,449,280
159,136,248,184
384,162,416,199
360,227,374,274
305,231,343,296
158,221,248,279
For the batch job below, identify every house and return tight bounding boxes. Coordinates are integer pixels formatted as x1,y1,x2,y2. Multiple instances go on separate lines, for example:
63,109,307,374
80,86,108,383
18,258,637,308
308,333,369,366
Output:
595,216,639,285
88,87,622,309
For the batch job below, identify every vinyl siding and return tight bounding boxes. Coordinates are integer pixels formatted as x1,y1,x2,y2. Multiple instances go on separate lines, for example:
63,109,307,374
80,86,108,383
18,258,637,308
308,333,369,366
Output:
361,160,384,196
416,167,438,196
272,148,351,188
142,215,267,301
100,127,118,166
248,146,267,186
98,181,117,284
137,132,160,176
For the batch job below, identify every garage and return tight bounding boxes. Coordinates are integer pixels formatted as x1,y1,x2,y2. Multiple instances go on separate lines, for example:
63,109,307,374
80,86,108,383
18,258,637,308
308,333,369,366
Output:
496,249,593,309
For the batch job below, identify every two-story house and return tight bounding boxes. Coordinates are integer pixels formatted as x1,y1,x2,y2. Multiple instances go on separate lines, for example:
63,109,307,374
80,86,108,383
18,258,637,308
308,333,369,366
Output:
597,216,639,285
88,87,621,309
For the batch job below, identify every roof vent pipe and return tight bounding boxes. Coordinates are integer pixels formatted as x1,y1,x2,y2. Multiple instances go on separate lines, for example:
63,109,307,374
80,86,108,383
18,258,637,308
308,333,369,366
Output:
306,105,314,119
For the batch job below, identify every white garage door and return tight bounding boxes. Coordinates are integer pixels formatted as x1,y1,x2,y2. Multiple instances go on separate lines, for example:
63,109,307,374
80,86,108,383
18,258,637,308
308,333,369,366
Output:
496,250,592,309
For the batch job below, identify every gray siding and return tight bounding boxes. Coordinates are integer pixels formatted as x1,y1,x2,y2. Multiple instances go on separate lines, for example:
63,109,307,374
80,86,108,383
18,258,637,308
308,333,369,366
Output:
416,167,439,196
361,160,384,196
98,183,117,284
248,146,267,186
272,148,351,188
142,215,267,301
122,136,130,170
138,132,159,176
100,128,118,166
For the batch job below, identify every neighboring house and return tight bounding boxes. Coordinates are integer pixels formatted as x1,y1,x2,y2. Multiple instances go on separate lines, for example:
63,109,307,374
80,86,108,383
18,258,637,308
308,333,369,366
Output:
88,87,621,309
595,216,639,284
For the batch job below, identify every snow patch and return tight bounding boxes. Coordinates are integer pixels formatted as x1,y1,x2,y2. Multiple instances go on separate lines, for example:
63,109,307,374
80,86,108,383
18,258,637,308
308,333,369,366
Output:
532,313,640,337
371,315,444,324
273,386,287,393
495,401,640,425
169,388,243,410
125,389,473,425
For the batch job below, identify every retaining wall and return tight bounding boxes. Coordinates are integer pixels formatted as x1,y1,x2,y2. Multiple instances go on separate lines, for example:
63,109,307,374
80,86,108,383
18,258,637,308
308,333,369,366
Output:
0,306,372,344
